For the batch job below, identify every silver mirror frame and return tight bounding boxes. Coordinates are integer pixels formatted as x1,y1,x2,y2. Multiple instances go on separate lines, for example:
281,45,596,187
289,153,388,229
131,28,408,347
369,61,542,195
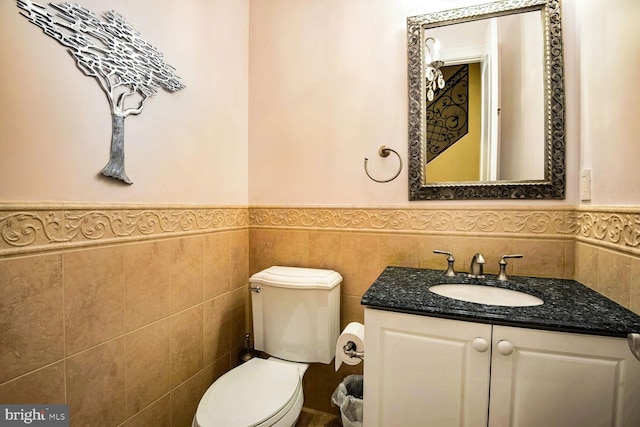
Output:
407,0,565,200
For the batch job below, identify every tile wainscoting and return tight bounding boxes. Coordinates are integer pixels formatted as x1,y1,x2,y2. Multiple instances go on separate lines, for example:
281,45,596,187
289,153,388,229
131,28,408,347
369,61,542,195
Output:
1,204,639,422
0,205,250,427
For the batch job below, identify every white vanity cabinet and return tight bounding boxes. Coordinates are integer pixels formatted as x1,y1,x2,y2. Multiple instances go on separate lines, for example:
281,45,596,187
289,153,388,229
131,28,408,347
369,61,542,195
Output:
488,324,640,427
363,308,640,427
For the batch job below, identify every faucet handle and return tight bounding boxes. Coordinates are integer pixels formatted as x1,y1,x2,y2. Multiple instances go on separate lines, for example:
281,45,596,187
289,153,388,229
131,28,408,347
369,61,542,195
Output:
497,254,523,281
433,250,456,277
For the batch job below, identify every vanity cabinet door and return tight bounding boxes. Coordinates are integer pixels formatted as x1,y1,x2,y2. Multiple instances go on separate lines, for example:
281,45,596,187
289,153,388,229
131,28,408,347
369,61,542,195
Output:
489,325,640,427
363,309,492,427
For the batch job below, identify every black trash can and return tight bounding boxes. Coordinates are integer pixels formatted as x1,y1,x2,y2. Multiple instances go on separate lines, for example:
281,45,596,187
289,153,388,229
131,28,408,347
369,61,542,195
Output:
331,375,363,427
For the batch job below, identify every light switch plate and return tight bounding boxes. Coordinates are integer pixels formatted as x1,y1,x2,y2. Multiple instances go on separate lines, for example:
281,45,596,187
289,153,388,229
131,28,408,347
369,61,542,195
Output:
580,169,592,201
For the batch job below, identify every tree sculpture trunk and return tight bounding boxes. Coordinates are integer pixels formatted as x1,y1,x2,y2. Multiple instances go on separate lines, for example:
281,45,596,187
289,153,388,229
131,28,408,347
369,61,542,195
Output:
101,114,132,184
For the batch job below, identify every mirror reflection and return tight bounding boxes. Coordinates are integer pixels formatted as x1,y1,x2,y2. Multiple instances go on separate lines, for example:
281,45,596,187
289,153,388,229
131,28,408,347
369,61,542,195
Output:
425,11,545,182
407,0,566,200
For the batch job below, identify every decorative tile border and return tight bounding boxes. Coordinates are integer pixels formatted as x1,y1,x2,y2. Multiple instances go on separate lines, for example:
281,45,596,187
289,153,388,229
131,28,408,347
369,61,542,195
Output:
249,207,578,236
2,205,639,257
249,206,640,255
0,204,248,256
575,208,640,253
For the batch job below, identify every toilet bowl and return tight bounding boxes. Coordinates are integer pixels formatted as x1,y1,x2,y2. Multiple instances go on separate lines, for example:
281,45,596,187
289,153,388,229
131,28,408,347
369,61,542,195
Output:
192,358,309,427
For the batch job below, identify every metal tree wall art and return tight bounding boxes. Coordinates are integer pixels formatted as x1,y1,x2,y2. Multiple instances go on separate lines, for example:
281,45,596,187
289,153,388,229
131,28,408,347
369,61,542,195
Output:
17,0,185,184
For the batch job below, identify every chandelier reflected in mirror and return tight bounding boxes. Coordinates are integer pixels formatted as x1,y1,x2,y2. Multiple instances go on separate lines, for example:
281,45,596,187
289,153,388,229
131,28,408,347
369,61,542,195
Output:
425,37,445,101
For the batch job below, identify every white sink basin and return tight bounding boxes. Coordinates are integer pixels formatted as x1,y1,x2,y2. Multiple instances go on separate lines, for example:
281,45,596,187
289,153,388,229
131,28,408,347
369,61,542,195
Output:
429,284,544,307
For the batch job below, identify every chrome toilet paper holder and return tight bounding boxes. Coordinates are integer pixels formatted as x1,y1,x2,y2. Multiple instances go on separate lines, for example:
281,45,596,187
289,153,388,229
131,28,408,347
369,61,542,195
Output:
343,341,364,360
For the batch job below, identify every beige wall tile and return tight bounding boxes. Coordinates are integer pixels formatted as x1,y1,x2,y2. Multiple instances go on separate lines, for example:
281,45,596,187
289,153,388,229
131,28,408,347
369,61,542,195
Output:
125,240,172,331
461,236,513,275
211,353,231,383
379,234,420,269
170,237,204,313
229,287,248,350
0,254,64,383
574,242,599,287
204,232,231,299
230,230,249,289
170,306,204,387
418,235,468,272
511,238,566,278
64,246,125,355
597,249,631,308
564,239,576,279
126,319,171,416
249,229,277,274
308,231,343,272
66,338,126,427
204,294,231,365
122,394,171,427
170,365,215,427
341,233,382,297
276,230,309,266
0,362,65,404
630,257,640,314
230,343,245,369
341,295,364,329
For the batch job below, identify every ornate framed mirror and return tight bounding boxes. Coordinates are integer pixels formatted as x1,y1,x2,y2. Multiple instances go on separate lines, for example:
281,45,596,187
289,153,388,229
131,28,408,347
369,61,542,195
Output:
407,0,565,200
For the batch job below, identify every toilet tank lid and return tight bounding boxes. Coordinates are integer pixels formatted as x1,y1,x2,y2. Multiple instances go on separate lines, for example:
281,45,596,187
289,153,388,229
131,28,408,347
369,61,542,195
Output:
249,266,342,289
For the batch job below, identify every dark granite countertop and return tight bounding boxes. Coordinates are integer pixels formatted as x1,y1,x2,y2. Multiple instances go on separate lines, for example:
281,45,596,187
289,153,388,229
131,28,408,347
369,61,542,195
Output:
361,266,640,338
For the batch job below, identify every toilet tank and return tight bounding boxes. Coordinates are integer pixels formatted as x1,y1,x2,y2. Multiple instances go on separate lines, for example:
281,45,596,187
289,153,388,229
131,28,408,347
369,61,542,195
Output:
250,266,342,364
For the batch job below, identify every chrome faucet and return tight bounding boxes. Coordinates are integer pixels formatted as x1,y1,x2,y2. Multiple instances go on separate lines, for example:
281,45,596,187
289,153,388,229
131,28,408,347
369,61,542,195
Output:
433,250,456,277
469,253,485,278
497,254,523,281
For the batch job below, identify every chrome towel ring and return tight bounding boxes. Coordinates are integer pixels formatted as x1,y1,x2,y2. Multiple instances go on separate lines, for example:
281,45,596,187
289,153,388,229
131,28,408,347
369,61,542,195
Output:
364,146,403,183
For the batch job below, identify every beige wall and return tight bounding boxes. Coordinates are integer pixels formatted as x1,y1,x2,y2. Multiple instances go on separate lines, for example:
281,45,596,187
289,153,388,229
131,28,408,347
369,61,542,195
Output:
574,0,640,206
248,0,581,206
246,0,638,207
0,0,249,204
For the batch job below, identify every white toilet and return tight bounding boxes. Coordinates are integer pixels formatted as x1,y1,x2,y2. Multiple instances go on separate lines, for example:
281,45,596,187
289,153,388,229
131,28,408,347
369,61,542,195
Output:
193,266,342,427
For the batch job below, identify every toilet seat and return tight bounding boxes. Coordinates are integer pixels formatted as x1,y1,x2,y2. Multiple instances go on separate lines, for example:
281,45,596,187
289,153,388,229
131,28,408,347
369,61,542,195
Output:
193,358,303,427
